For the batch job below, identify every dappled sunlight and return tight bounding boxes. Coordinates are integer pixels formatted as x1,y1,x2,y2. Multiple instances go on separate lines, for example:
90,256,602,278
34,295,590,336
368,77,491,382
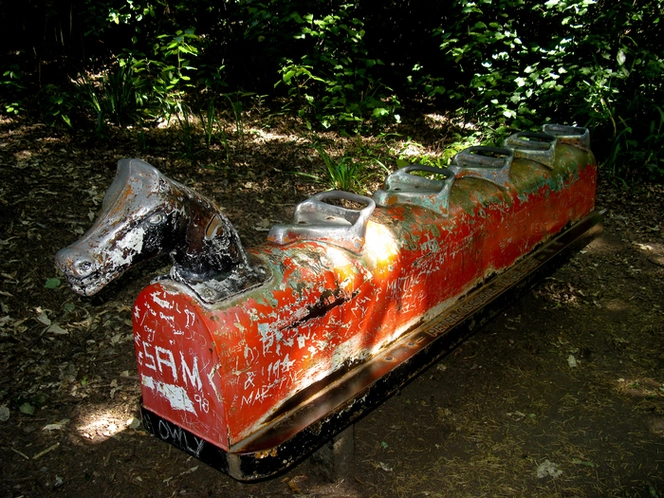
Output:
394,140,429,159
249,127,306,144
424,113,479,131
76,406,139,443
615,377,664,400
604,299,630,312
424,113,449,126
632,241,664,266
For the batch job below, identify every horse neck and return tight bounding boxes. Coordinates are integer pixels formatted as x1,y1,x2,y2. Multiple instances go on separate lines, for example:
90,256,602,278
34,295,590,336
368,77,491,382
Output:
171,183,250,281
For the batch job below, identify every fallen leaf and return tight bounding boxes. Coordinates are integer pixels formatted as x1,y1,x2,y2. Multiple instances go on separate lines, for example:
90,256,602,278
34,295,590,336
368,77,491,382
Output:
19,402,35,415
537,460,562,479
47,323,68,335
36,312,52,326
42,419,70,431
45,278,62,289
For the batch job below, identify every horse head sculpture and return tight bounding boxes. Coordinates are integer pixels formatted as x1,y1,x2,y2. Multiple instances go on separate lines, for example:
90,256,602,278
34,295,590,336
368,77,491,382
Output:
56,159,266,302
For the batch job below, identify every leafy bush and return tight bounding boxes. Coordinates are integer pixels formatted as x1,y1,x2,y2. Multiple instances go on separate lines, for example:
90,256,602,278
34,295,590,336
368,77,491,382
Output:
3,0,663,182
1,64,26,115
76,63,149,133
274,4,399,129
416,0,664,179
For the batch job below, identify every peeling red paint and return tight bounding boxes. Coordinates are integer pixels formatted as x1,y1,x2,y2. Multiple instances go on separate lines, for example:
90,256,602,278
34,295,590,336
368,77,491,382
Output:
134,137,597,454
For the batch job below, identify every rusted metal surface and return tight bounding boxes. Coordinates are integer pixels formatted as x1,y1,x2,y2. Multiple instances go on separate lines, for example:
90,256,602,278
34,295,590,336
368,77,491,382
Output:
57,124,600,481
131,126,598,479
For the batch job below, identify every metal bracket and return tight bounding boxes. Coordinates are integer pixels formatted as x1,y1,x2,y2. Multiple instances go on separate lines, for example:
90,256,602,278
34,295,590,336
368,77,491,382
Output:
449,146,514,189
373,164,455,216
268,191,376,252
504,131,556,168
542,124,590,151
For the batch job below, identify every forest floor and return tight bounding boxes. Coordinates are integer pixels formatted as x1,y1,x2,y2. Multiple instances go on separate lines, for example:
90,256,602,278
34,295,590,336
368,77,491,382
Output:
0,110,663,498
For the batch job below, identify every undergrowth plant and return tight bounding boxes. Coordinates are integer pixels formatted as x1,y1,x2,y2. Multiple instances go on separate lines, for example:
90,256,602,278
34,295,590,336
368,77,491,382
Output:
4,0,663,183
1,64,26,115
273,3,400,130
312,143,366,193
76,63,148,134
415,0,664,181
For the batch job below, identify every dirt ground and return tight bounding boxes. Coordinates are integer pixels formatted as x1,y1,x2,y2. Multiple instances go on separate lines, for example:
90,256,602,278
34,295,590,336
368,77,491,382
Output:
1,112,663,498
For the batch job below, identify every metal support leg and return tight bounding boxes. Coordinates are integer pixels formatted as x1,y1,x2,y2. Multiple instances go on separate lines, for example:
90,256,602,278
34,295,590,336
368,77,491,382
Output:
310,424,355,482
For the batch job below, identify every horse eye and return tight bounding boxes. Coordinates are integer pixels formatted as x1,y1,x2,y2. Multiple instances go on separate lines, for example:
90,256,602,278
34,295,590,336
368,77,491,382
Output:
149,213,164,224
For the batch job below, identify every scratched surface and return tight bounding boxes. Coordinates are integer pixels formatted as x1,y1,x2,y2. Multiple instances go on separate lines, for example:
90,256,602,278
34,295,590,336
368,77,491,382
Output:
55,158,263,300
132,139,597,452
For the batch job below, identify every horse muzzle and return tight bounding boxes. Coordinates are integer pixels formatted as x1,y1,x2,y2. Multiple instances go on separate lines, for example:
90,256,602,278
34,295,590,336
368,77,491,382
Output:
55,245,116,296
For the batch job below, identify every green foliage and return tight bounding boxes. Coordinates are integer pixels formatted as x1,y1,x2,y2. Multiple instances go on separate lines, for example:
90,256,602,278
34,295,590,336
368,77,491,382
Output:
395,132,480,170
1,65,26,115
417,0,664,180
296,136,391,193
38,84,75,128
268,2,400,129
603,105,664,180
76,63,149,134
3,0,663,183
44,278,62,289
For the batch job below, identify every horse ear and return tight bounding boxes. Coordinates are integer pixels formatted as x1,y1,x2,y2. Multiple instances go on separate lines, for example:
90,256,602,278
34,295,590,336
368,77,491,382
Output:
205,214,224,240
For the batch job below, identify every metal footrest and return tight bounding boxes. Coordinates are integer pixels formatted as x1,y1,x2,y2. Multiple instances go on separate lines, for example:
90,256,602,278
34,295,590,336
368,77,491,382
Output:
504,131,557,168
543,124,591,151
373,165,455,216
449,146,514,189
268,191,376,252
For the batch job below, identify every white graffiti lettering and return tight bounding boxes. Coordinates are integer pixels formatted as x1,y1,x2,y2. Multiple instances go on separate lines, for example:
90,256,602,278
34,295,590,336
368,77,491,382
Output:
156,418,205,457
155,346,178,381
180,352,202,391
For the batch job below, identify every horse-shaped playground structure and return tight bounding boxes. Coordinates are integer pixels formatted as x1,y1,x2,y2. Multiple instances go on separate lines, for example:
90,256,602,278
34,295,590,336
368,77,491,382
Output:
56,125,601,480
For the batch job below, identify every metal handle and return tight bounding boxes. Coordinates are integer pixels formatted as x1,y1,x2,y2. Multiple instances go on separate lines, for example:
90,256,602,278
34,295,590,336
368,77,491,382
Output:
504,131,556,168
373,164,455,216
268,191,376,252
449,146,514,189
542,124,590,151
